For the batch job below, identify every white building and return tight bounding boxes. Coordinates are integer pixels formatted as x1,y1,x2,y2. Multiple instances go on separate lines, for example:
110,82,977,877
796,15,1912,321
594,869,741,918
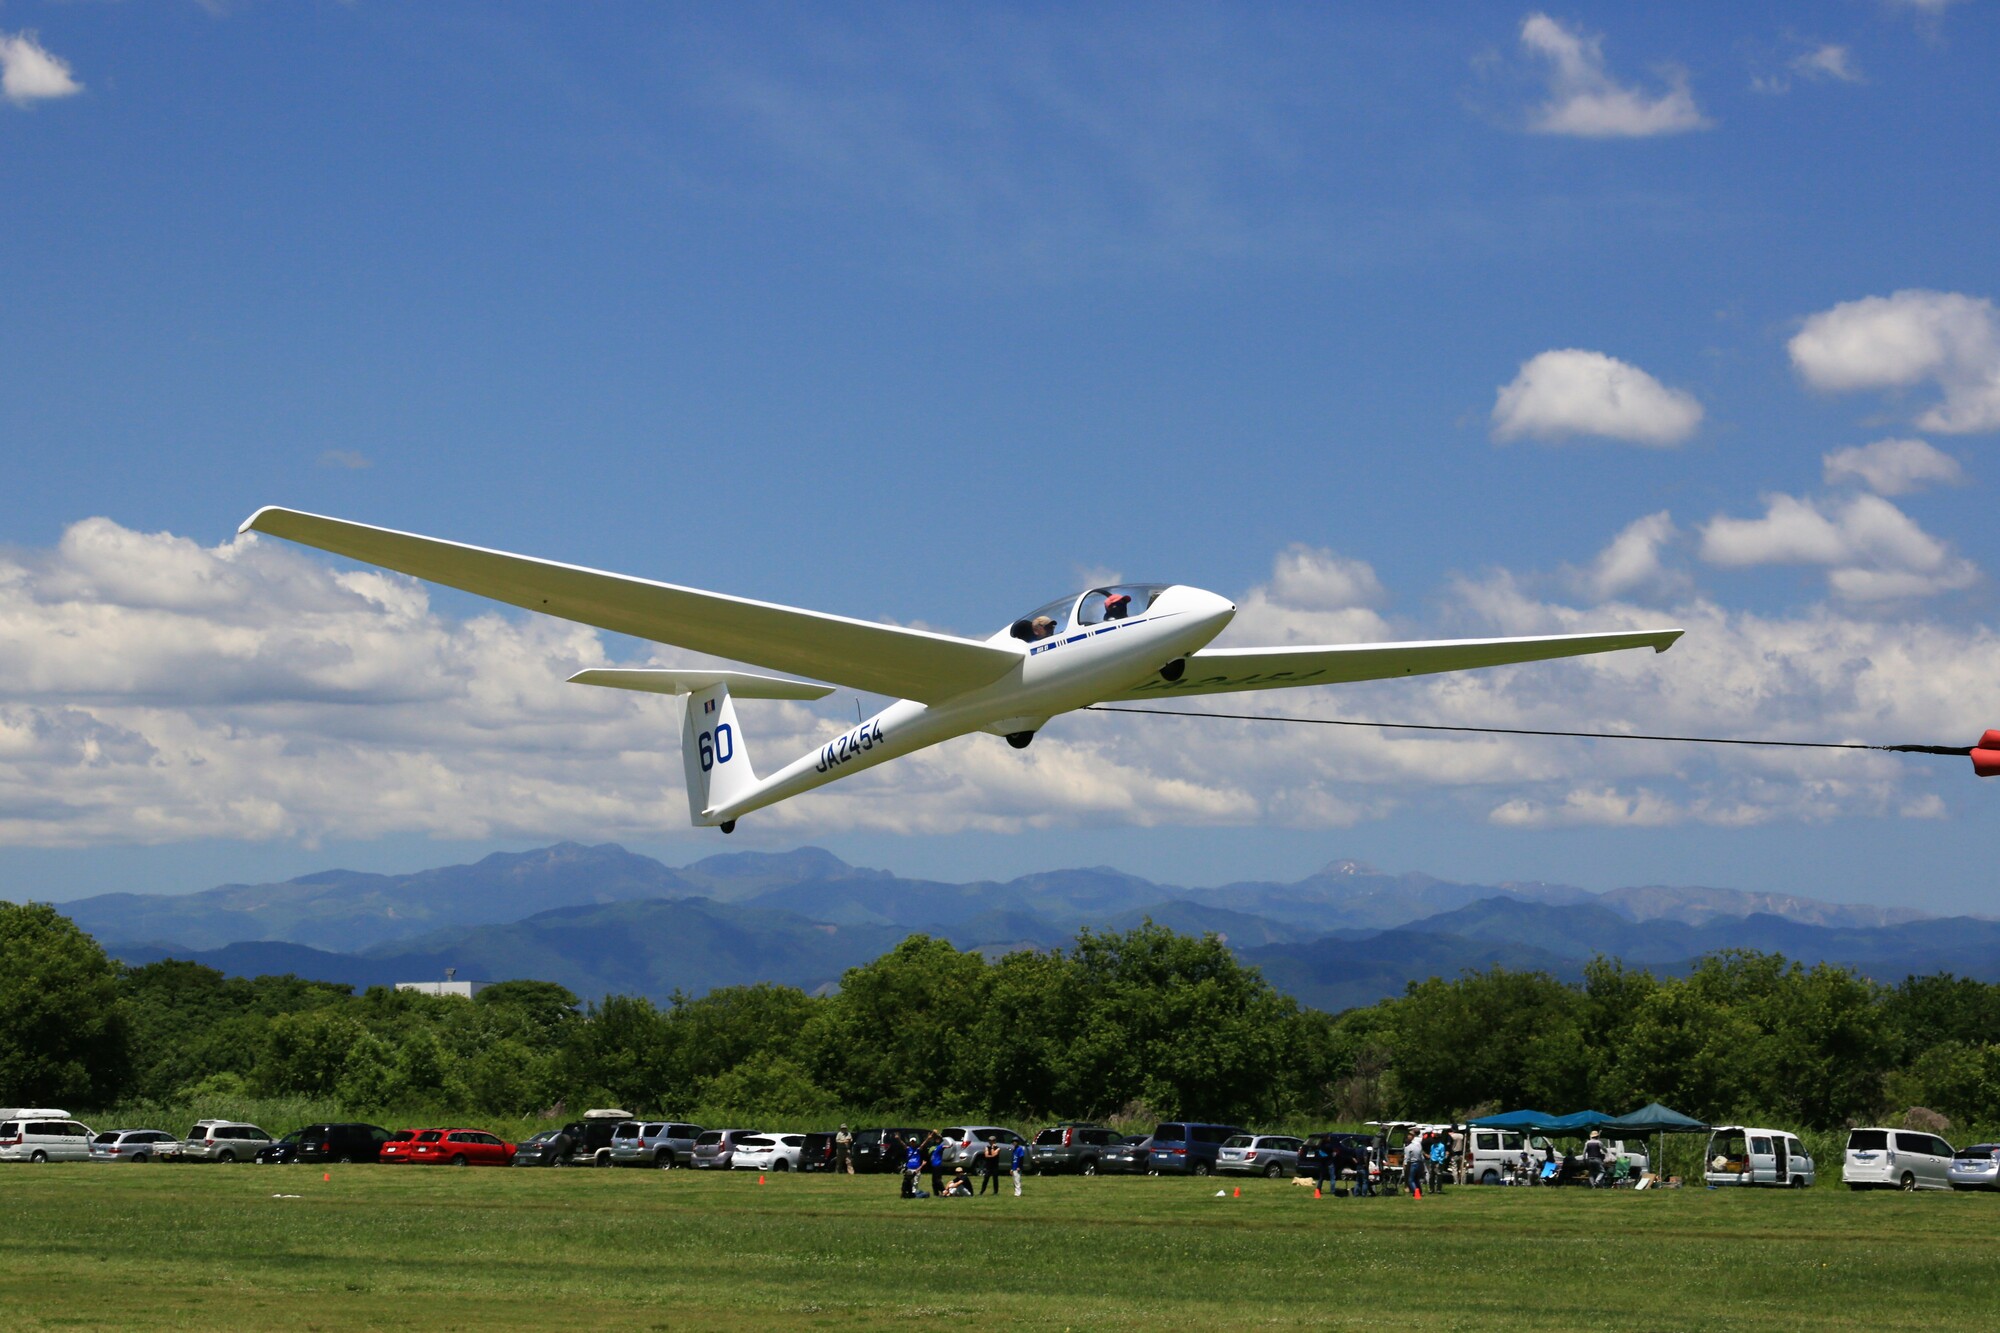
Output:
395,979,487,998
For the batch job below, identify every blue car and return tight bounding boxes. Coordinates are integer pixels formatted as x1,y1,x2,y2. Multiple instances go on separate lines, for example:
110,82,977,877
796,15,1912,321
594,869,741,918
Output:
1146,1122,1245,1176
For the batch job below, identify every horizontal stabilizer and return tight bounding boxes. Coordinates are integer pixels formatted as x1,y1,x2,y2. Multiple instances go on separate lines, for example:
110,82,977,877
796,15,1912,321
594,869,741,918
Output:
568,668,834,700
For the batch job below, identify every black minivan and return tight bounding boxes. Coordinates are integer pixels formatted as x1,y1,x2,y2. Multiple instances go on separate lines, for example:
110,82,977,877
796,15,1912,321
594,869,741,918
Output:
294,1123,392,1164
1146,1122,1245,1176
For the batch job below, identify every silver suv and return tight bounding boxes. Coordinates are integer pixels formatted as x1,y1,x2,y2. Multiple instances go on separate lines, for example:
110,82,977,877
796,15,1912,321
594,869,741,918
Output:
939,1126,1027,1168
690,1128,761,1170
179,1120,272,1163
610,1121,704,1169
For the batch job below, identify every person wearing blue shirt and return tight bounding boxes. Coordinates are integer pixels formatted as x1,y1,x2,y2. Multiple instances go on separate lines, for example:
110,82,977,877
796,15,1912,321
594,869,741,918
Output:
928,1135,946,1197
1011,1140,1027,1196
902,1143,921,1198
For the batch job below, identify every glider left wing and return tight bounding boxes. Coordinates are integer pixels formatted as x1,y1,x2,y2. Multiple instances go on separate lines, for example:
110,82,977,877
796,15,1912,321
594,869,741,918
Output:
239,507,1019,703
1110,628,1683,699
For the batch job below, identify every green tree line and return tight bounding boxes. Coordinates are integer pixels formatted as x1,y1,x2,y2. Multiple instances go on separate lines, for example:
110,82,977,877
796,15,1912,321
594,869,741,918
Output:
4,901,1997,1133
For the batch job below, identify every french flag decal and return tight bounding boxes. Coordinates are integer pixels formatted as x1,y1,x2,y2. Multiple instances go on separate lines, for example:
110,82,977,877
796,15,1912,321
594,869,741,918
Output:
704,698,717,714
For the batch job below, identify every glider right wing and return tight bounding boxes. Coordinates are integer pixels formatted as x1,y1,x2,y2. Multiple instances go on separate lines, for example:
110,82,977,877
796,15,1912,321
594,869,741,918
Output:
1111,629,1683,698
240,507,1019,703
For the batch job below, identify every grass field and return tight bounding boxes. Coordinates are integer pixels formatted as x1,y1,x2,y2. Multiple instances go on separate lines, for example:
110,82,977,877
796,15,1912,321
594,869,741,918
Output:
5,1164,1997,1330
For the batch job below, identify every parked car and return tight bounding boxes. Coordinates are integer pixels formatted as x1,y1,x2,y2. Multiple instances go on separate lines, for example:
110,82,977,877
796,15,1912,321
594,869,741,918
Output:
1099,1135,1152,1175
800,1131,839,1172
1845,1127,1957,1191
691,1128,762,1170
513,1129,573,1167
609,1121,703,1169
379,1129,433,1164
1368,1121,1447,1183
409,1128,515,1166
294,1123,393,1165
939,1126,1027,1167
1704,1126,1815,1188
0,1112,93,1163
1948,1143,2000,1192
852,1128,929,1174
257,1131,302,1165
88,1129,177,1163
564,1109,636,1167
734,1134,807,1172
1466,1128,1537,1184
1297,1132,1385,1188
178,1120,273,1163
1028,1124,1126,1175
1216,1134,1303,1178
1147,1122,1245,1176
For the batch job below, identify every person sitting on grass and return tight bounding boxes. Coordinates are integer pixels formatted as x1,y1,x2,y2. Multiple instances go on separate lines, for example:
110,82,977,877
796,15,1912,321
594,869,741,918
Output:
943,1166,975,1197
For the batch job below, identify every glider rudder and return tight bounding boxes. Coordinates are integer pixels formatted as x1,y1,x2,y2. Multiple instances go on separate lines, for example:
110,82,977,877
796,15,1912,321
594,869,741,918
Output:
682,683,760,828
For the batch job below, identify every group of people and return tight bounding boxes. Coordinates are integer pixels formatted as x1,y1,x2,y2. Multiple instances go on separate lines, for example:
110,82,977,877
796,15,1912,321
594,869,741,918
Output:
1518,1129,1614,1187
886,1130,1025,1200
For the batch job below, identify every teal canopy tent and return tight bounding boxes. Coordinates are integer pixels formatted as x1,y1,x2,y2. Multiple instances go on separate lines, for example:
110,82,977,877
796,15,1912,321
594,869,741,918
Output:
1465,1110,1556,1131
1602,1102,1708,1134
1602,1103,1709,1183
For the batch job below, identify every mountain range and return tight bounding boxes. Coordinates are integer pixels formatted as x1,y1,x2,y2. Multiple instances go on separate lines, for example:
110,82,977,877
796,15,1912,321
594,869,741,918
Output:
73,842,1995,1012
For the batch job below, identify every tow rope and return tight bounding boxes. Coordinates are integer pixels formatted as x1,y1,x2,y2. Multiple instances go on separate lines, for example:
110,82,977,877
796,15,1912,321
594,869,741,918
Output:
1084,706,2000,775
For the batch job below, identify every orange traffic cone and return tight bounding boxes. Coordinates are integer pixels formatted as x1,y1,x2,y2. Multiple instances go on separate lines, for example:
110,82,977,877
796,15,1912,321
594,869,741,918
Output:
322,1172,330,1182
1413,1185,1422,1199
1313,1187,1321,1198
758,1174,767,1185
1232,1187,1240,1198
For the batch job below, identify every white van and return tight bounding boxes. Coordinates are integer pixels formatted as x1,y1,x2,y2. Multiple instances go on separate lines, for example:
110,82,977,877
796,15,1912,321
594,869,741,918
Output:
0,1110,94,1163
1704,1126,1814,1188
1466,1128,1537,1184
1844,1127,1956,1191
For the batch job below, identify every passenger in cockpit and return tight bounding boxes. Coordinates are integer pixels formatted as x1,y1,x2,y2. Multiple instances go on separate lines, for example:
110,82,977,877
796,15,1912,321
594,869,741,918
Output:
1029,615,1057,640
1103,593,1132,620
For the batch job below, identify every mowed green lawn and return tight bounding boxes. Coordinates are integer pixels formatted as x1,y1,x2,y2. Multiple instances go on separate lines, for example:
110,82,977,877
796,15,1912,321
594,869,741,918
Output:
5,1165,1997,1330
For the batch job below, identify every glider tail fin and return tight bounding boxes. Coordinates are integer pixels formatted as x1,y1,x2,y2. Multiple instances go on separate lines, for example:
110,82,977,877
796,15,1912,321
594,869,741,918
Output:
682,683,760,826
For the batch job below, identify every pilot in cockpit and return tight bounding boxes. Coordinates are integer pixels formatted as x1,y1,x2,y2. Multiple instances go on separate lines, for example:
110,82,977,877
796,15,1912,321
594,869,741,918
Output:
1102,593,1132,620
1028,615,1057,640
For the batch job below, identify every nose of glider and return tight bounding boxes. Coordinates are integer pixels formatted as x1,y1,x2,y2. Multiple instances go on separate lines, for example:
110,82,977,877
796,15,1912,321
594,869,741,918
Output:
1160,585,1236,634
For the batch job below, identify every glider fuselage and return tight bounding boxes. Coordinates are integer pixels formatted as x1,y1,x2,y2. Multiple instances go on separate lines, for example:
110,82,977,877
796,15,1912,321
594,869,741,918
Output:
707,584,1236,823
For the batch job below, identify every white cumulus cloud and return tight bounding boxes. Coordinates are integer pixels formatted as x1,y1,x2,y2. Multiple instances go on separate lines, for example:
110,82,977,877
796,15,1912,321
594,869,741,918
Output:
1789,290,2000,434
1492,348,1704,446
1,30,82,107
1793,44,1862,83
1577,511,1683,602
1698,492,1977,601
1822,438,1964,495
1518,13,1708,138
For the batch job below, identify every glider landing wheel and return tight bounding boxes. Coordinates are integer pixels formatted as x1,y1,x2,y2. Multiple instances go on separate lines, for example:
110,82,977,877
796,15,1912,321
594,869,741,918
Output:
719,820,736,834
1006,732,1035,750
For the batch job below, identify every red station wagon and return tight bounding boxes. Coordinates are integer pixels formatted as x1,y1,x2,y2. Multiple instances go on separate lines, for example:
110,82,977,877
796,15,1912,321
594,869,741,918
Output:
376,1129,425,1163
410,1128,515,1166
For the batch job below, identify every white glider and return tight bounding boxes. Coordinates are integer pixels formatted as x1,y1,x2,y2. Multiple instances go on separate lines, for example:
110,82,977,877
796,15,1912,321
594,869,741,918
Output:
240,507,1682,832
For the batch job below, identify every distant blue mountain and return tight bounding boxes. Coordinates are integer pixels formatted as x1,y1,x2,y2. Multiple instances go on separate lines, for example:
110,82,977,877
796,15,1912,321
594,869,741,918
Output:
78,842,1988,1012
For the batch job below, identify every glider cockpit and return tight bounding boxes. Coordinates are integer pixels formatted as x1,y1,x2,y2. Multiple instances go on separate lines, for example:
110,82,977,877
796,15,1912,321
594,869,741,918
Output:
1006,584,1171,644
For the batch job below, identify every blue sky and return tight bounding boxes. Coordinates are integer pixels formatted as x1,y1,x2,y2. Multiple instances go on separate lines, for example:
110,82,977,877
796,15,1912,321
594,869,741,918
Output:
4,2,1999,912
